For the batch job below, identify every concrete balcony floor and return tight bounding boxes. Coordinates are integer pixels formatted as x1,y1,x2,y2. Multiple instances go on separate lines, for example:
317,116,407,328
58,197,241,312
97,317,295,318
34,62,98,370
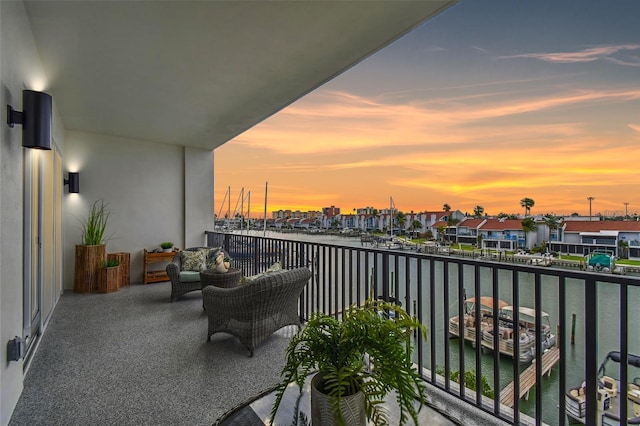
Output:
9,280,501,425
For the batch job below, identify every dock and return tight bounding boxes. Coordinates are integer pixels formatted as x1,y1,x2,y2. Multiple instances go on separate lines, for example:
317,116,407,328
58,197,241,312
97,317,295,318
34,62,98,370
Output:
499,347,560,408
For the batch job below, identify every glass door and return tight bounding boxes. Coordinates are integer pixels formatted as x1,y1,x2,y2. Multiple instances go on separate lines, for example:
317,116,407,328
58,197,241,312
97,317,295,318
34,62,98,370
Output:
23,144,62,364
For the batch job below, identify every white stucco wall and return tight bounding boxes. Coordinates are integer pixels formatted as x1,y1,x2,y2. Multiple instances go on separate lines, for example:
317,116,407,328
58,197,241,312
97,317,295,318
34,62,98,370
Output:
1,2,215,421
0,1,65,423
63,132,214,288
185,147,215,248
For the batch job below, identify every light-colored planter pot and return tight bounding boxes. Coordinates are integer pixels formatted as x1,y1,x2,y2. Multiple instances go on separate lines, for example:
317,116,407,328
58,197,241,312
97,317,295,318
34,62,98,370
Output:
215,263,229,273
311,373,366,426
162,248,173,253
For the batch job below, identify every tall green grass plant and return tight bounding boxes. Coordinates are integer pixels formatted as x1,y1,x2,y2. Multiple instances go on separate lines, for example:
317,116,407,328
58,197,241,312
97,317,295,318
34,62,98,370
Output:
81,200,110,245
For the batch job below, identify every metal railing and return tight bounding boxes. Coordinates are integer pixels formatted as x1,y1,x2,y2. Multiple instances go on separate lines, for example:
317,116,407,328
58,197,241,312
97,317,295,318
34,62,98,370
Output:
206,231,640,426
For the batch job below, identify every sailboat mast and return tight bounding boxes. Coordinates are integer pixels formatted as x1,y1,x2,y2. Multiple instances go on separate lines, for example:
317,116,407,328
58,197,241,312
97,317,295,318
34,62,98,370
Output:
240,187,244,233
390,196,394,237
263,181,268,236
247,191,251,233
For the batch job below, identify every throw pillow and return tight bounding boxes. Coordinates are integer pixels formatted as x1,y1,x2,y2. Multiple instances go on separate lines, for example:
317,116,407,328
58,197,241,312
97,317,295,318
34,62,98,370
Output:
238,262,284,285
267,261,282,272
181,249,206,272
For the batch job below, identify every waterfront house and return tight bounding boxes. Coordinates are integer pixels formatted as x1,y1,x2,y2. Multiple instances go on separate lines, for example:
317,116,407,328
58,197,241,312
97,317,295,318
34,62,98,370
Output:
550,220,640,258
478,218,528,250
455,217,487,245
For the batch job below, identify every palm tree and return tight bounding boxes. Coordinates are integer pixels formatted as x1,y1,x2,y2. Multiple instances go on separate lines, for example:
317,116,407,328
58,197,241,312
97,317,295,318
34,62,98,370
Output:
371,209,380,232
520,197,535,216
449,217,461,246
409,219,423,238
619,240,630,259
443,203,451,212
521,217,537,249
473,205,484,218
396,211,406,234
436,225,447,243
542,214,560,245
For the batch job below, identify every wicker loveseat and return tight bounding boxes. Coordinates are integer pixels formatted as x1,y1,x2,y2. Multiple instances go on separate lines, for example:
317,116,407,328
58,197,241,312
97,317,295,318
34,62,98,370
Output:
202,267,311,357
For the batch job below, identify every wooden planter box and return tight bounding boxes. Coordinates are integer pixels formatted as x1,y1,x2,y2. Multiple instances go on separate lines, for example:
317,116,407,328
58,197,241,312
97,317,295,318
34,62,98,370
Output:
108,252,130,287
98,266,120,293
74,244,106,293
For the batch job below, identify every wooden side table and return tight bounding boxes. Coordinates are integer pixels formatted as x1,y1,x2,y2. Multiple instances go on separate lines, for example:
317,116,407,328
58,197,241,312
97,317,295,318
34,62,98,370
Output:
200,268,242,289
143,249,177,284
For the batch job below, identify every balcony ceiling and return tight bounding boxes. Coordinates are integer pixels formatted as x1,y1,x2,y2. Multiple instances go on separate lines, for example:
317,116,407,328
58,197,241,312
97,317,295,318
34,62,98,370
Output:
24,0,457,150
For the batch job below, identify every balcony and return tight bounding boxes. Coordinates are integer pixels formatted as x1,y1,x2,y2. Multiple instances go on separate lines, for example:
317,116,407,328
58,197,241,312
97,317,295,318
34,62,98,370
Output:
10,231,639,425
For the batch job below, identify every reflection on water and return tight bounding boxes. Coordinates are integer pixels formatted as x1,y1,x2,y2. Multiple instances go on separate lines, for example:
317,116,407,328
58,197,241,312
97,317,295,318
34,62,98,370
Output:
235,230,640,425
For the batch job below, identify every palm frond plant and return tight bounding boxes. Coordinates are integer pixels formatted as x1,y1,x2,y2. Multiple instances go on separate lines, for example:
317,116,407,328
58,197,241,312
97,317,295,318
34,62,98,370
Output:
81,200,110,245
270,295,427,426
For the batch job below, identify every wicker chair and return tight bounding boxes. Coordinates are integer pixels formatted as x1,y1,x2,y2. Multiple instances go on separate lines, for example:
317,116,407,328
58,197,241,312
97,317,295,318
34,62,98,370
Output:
166,246,210,302
202,267,311,357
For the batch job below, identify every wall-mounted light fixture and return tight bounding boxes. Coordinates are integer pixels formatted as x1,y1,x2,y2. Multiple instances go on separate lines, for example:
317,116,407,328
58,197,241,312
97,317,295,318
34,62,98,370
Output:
7,90,52,150
64,172,80,193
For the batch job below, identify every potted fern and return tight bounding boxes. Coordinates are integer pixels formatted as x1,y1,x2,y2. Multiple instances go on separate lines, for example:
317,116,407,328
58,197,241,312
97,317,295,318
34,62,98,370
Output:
74,200,111,293
270,295,427,426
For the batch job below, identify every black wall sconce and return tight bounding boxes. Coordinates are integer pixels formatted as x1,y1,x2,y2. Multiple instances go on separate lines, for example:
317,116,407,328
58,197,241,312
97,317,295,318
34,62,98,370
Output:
64,172,80,193
7,90,52,150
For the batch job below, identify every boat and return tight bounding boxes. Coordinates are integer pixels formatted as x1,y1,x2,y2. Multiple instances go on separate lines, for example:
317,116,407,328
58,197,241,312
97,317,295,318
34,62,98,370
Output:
566,351,640,425
514,250,554,266
585,250,615,272
448,297,509,343
480,305,557,364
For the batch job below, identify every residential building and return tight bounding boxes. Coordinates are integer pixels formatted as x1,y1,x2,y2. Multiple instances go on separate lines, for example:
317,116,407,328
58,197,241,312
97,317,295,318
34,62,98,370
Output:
322,205,341,217
0,2,458,423
455,218,486,245
550,220,640,258
478,218,529,250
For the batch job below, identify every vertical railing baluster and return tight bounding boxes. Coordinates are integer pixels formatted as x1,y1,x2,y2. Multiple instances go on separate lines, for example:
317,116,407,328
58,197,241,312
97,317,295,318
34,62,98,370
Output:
620,283,628,423
430,258,436,384
443,259,451,392
492,268,500,416
474,264,482,406
404,255,411,316
535,273,542,425
382,252,390,302
458,263,465,400
512,270,520,424
417,257,424,379
584,276,598,424
558,276,566,426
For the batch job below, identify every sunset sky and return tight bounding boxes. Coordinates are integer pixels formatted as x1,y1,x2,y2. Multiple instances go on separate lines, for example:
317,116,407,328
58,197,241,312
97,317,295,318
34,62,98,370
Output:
214,0,640,219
